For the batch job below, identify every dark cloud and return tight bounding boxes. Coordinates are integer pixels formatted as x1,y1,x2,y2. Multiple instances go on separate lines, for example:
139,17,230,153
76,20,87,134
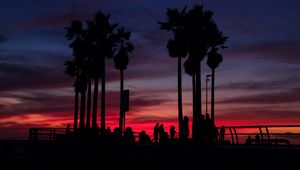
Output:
0,62,72,92
217,77,300,91
0,34,7,44
130,97,170,111
129,116,177,124
0,87,172,118
23,13,88,28
225,40,300,63
0,91,73,116
217,107,300,122
105,90,173,113
219,88,300,104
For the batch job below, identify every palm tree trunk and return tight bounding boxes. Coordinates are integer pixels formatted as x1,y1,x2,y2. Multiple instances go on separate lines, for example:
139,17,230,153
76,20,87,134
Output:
192,75,197,140
92,78,99,129
119,69,124,133
79,91,86,129
193,63,202,138
178,56,183,139
86,79,91,128
74,90,79,133
211,69,215,125
101,57,106,131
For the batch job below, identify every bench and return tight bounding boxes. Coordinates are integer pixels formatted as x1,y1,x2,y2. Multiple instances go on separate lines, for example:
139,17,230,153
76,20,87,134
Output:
245,138,290,146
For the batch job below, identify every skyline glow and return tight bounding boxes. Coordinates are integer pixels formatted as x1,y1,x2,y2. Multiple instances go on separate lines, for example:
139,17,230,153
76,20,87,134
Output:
1,0,300,139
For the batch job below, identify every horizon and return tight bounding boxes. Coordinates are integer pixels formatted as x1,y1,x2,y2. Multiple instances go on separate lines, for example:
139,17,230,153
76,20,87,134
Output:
1,0,300,139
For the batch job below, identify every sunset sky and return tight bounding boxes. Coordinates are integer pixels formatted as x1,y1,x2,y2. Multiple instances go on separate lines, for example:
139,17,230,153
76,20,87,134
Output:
1,0,300,139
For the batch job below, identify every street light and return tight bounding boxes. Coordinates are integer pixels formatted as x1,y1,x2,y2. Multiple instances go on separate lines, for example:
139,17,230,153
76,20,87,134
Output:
206,74,212,115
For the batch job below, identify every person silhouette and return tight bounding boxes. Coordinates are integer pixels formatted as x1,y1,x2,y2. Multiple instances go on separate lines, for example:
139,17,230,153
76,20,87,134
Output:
255,134,260,144
182,116,190,141
154,123,159,143
170,125,176,140
220,125,225,143
66,123,71,140
124,127,135,143
139,130,151,144
158,124,165,143
106,126,112,135
245,135,252,145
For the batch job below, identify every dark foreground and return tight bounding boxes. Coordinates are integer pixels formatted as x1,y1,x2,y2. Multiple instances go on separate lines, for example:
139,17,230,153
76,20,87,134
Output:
0,140,299,170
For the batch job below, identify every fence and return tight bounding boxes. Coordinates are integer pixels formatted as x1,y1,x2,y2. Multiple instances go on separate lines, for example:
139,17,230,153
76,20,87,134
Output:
28,128,73,141
218,125,300,145
29,125,300,145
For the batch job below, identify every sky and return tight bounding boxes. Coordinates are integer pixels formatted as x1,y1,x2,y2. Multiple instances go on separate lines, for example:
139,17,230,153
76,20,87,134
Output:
0,0,300,139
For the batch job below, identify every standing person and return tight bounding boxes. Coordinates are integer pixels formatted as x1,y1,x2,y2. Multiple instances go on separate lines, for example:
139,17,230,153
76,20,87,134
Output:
182,116,190,141
220,125,225,143
205,113,213,143
158,124,165,143
154,123,159,143
66,123,71,140
170,126,176,140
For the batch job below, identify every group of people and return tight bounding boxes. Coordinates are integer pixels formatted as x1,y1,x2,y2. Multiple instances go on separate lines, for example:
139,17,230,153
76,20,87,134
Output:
153,116,190,143
192,113,220,144
151,114,226,144
64,114,227,144
153,123,170,143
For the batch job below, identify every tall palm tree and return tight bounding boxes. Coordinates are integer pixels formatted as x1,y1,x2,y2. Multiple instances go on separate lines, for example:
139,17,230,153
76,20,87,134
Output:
85,20,102,129
183,5,227,140
159,7,188,139
88,12,119,131
113,27,134,133
83,34,95,129
183,56,199,140
85,22,102,130
207,47,223,124
64,60,79,132
70,35,89,130
65,20,87,131
86,76,92,128
84,57,93,129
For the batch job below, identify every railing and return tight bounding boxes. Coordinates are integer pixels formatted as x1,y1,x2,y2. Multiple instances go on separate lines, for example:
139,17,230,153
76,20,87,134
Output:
28,128,73,141
217,125,300,145
29,125,300,146
28,128,140,142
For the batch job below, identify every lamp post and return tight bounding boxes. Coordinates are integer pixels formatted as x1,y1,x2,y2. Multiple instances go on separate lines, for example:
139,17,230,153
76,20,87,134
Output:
206,75,212,115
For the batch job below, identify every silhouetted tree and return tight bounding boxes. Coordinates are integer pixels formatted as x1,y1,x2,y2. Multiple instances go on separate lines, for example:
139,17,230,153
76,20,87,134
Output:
86,12,119,131
64,60,79,132
159,7,188,139
65,20,89,130
84,57,94,129
207,47,223,124
113,27,134,133
183,5,227,140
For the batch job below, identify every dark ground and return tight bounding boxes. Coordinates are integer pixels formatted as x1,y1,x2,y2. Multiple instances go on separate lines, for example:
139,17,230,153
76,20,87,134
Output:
0,140,299,170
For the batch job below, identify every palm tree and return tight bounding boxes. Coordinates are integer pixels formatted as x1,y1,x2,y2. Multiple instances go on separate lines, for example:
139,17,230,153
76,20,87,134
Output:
207,47,223,124
64,60,79,132
83,56,93,129
183,5,227,140
83,35,95,129
85,21,102,129
159,7,188,139
86,76,92,128
183,56,199,140
88,12,119,131
70,36,89,130
65,20,87,131
113,27,134,133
